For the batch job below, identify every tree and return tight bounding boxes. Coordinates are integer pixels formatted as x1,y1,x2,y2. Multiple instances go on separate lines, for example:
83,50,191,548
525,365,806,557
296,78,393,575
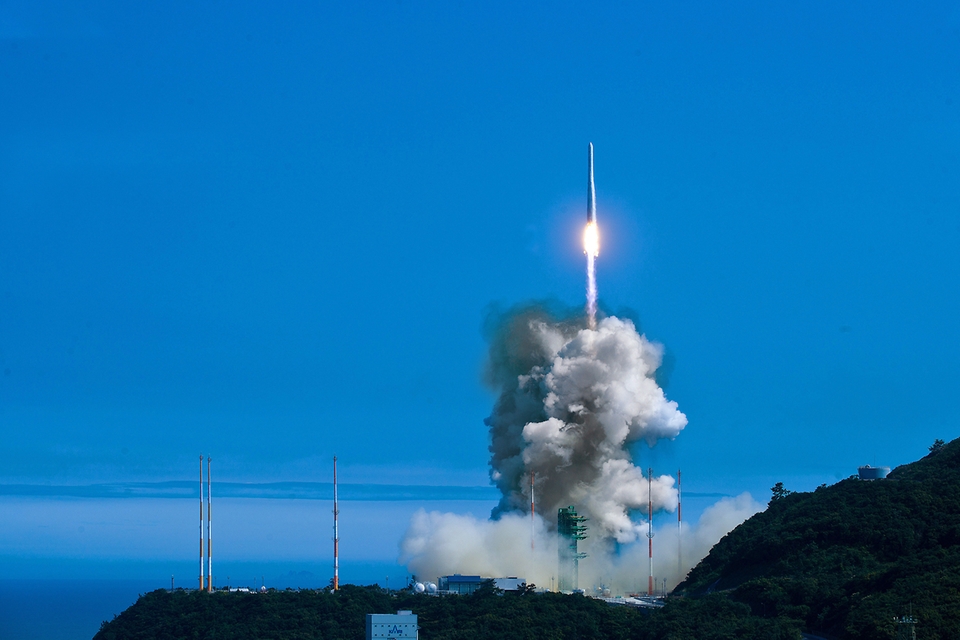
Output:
929,439,945,454
770,482,793,502
472,578,504,598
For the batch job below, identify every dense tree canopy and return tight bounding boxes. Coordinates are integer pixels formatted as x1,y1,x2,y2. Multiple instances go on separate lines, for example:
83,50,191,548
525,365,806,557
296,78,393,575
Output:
95,438,960,640
93,585,800,640
679,437,960,639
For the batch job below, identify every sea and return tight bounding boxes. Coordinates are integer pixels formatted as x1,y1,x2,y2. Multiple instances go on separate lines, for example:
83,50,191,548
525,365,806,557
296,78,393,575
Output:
0,564,405,640
0,580,163,640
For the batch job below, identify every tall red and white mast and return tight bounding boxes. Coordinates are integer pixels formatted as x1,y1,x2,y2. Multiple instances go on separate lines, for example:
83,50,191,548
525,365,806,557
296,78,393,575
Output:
647,467,654,596
333,456,340,591
530,472,535,552
677,469,682,582
199,454,204,591
206,456,212,592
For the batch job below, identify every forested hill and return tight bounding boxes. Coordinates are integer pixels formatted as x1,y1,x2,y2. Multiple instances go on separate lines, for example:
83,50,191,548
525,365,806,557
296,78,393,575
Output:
93,440,959,640
677,437,960,638
93,584,801,640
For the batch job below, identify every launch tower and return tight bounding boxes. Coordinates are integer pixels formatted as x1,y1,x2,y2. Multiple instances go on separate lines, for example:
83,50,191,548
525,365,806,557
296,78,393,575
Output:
557,506,588,592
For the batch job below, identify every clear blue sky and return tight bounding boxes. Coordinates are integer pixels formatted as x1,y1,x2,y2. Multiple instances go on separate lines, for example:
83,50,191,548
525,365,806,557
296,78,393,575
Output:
1,1,959,580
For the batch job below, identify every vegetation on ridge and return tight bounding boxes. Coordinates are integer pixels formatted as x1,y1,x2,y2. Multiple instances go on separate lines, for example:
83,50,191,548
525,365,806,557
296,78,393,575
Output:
95,438,960,640
678,437,960,638
93,583,800,640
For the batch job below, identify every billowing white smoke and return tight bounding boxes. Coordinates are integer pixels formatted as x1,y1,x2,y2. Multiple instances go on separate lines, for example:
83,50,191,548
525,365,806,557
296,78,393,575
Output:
593,492,764,592
400,494,763,592
400,306,761,592
485,309,685,542
401,511,558,585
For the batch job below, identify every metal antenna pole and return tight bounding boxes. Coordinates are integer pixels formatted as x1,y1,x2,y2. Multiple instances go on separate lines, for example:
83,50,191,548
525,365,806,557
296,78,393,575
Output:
647,468,654,596
207,457,212,592
677,469,682,583
199,454,204,591
333,456,340,591
530,472,535,552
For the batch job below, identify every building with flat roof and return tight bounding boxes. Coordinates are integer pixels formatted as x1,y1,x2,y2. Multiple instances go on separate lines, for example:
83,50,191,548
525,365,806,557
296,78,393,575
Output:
366,611,417,640
437,575,527,594
438,574,482,595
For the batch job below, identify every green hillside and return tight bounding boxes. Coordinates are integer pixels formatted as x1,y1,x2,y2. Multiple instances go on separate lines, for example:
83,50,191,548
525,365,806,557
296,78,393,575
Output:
677,438,960,638
93,582,799,640
93,440,959,640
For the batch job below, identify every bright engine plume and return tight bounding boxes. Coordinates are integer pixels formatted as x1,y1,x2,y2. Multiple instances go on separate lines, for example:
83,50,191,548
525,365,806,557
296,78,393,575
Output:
583,222,599,259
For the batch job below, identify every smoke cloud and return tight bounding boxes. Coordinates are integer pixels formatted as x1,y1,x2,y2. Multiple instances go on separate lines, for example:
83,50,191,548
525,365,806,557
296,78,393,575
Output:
485,306,685,542
400,305,761,592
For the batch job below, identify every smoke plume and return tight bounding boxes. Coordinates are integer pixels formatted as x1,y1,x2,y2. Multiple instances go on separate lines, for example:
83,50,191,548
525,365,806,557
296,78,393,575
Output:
484,306,685,542
400,305,760,592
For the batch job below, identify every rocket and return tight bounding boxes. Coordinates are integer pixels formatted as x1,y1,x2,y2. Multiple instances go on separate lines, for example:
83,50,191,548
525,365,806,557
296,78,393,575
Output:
583,143,600,260
587,142,597,225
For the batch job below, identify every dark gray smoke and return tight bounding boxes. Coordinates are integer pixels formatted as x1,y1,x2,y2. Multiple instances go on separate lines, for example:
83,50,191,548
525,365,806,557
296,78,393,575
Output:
484,304,686,543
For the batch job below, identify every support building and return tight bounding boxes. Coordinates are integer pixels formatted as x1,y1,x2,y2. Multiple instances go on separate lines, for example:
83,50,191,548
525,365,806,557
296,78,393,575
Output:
366,611,417,640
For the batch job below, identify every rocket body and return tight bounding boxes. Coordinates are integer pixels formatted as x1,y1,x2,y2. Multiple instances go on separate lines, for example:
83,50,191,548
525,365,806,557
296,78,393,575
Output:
587,143,597,224
583,142,599,326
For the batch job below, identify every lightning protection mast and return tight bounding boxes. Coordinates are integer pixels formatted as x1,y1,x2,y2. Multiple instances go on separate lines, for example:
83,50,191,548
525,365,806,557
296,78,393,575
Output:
199,454,204,590
647,467,655,597
530,472,536,552
207,457,212,592
677,469,682,582
333,456,339,591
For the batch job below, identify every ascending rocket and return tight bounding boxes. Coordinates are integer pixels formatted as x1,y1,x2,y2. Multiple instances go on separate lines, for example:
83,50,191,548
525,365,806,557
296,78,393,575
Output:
587,142,597,224
583,143,599,259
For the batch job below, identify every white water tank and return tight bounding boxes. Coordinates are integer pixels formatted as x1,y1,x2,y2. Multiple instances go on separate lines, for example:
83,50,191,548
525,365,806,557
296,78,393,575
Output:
858,465,890,480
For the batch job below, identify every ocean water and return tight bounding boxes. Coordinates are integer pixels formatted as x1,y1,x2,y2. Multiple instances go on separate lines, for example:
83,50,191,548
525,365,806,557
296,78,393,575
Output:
0,562,406,640
0,580,163,640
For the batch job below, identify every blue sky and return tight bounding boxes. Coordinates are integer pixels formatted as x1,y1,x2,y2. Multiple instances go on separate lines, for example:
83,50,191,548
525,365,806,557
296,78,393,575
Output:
1,1,959,582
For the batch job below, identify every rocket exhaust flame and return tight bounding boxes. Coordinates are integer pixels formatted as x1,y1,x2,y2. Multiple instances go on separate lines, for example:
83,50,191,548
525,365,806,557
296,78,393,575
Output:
586,251,598,329
583,222,600,258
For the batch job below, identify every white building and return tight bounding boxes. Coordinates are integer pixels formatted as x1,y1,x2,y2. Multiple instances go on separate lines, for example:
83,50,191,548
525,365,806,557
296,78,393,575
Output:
366,611,418,640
